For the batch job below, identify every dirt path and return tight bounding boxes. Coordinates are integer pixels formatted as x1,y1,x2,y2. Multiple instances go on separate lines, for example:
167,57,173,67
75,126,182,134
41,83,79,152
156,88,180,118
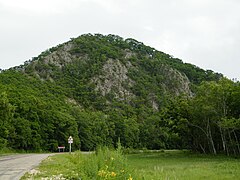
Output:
0,154,52,180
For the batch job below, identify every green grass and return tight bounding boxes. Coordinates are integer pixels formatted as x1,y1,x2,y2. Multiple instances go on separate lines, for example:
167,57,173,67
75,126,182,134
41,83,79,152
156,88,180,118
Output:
127,150,240,180
21,153,79,179
0,147,17,156
22,150,240,180
22,147,133,180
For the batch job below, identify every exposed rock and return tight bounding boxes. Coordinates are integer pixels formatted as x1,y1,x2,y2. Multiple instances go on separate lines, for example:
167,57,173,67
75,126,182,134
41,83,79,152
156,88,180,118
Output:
124,49,136,59
148,93,159,111
92,59,135,101
28,169,40,175
65,98,82,108
160,65,191,96
43,43,75,68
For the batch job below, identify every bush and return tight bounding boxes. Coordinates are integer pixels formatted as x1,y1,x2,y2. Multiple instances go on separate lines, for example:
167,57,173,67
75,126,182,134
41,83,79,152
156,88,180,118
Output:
65,146,133,179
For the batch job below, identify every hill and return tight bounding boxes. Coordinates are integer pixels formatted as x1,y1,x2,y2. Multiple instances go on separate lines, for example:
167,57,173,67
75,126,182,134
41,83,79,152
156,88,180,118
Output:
0,34,239,155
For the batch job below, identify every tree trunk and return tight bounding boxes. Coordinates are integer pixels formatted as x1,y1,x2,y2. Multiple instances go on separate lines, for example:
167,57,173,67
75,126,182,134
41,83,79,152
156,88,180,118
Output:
228,130,236,156
188,121,217,154
233,130,240,154
207,118,216,155
219,126,226,153
200,144,206,154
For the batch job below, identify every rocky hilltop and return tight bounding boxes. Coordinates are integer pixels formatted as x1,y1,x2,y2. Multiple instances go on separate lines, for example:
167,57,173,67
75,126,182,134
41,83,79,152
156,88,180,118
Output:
19,34,221,109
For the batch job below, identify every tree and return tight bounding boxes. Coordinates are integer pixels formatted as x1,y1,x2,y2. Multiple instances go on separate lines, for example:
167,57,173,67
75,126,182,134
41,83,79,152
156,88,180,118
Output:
0,92,15,149
188,78,240,155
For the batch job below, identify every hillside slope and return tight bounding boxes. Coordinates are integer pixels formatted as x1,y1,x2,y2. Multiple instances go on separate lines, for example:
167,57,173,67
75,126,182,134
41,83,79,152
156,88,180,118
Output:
1,34,233,153
21,34,220,108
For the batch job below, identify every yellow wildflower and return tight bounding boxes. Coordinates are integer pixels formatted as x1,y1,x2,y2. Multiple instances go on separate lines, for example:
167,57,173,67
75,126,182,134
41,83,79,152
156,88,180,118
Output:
98,170,106,177
128,174,133,180
111,157,114,160
111,171,117,177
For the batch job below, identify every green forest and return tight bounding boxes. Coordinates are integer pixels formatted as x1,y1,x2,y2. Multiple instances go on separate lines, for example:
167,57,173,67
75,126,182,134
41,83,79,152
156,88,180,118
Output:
0,34,240,156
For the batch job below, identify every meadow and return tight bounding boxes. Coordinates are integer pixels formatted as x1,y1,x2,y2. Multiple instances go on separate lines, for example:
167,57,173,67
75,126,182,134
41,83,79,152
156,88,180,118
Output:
22,149,240,180
128,150,240,179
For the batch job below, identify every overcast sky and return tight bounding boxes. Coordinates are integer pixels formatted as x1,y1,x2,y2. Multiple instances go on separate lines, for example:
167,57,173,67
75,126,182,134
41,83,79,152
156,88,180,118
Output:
1,0,240,79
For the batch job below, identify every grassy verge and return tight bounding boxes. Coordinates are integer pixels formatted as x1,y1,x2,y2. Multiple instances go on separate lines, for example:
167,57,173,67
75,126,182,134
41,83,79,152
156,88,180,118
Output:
22,147,133,180
128,150,240,179
22,149,240,180
0,147,17,156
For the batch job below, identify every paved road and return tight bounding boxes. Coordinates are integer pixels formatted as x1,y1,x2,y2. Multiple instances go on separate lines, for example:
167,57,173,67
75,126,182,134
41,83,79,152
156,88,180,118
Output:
0,154,52,180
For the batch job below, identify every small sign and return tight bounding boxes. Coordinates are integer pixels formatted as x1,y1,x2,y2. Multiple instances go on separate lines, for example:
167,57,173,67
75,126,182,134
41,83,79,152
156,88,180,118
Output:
68,136,73,144
58,146,65,152
68,136,73,153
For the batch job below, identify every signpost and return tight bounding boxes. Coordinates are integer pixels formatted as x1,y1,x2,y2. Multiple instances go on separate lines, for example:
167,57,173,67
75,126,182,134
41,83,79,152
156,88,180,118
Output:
58,146,65,152
68,136,73,153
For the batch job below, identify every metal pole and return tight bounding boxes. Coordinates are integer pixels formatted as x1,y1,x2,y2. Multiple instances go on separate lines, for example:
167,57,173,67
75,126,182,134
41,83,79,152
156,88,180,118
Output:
69,143,72,154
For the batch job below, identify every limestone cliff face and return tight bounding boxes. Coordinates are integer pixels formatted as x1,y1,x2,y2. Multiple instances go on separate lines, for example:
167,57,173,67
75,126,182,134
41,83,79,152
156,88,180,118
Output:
160,65,191,96
91,59,135,101
41,42,75,68
91,58,191,105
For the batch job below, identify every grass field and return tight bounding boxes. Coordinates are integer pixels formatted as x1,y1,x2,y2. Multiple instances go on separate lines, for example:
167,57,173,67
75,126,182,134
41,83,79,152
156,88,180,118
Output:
22,147,132,180
22,150,240,180
128,150,240,180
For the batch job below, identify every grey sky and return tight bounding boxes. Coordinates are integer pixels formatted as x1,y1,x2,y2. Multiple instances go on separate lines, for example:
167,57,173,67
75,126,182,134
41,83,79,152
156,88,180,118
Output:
1,0,240,79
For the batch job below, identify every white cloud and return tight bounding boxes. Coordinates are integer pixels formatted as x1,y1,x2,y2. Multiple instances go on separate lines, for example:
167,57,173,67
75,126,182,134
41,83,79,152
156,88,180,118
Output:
0,0,82,14
144,26,154,32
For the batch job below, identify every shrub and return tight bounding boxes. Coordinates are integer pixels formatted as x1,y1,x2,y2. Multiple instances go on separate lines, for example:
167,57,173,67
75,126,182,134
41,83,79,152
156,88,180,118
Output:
65,146,133,179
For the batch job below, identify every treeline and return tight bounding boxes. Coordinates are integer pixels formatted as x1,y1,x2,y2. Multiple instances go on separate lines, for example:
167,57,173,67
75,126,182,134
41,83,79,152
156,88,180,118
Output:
0,71,80,151
188,78,240,155
0,70,240,155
